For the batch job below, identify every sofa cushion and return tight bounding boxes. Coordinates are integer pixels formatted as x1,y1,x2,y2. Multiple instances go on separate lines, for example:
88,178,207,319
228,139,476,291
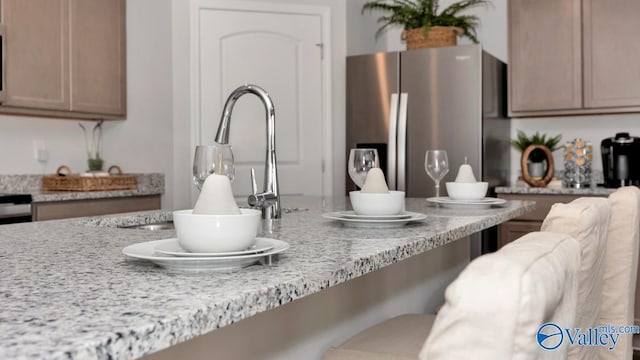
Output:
599,187,640,360
540,197,610,360
420,232,580,359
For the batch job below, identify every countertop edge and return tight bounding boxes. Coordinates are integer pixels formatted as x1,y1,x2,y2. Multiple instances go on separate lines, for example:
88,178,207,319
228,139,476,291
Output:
495,186,616,196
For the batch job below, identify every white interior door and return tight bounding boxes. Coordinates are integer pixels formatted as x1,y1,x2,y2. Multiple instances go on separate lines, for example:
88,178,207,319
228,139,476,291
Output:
194,1,326,200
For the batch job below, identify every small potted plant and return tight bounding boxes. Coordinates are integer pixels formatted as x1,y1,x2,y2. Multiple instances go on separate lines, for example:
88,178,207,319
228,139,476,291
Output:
510,130,562,179
361,0,491,49
79,120,105,172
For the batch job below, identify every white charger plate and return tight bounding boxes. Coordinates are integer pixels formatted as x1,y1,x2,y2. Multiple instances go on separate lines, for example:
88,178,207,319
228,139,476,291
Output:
336,211,412,221
122,238,289,272
154,238,274,257
322,211,427,228
427,197,506,209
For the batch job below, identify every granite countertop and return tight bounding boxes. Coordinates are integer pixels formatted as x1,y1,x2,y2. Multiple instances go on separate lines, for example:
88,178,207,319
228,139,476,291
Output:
495,186,616,196
0,196,534,359
496,169,619,196
0,173,164,202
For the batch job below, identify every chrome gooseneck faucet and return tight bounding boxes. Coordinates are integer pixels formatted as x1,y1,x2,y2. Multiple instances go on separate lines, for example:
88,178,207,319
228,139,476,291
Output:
215,84,281,219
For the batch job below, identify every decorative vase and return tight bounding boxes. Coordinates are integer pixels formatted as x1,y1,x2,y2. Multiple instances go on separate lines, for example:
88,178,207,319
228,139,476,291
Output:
527,162,545,178
520,144,554,187
88,158,104,172
563,138,592,188
401,26,462,50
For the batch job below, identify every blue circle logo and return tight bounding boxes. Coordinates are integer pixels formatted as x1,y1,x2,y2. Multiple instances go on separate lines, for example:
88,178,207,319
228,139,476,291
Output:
537,323,564,350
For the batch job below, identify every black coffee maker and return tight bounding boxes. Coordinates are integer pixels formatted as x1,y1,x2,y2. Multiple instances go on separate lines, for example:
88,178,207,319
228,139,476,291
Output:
601,132,640,188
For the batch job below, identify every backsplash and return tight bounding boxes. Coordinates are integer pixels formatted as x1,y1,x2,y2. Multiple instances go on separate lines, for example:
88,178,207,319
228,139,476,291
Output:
509,113,640,185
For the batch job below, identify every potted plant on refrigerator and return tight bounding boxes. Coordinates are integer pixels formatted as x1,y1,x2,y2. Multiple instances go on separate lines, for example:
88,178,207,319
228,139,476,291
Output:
510,130,562,187
361,0,492,49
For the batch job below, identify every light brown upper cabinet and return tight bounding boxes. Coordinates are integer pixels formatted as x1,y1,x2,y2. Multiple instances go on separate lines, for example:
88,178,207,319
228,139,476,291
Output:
508,0,640,117
0,0,126,120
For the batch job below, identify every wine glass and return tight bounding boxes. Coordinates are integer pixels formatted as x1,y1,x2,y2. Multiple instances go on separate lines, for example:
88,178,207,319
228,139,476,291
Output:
348,148,379,188
425,150,449,197
193,143,235,191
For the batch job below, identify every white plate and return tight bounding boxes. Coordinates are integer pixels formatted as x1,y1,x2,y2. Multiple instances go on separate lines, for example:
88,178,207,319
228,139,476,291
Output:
336,211,413,221
322,211,427,228
426,197,506,209
154,238,274,257
122,238,289,272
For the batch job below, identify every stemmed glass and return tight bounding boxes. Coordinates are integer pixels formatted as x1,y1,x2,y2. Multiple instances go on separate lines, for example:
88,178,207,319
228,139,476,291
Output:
348,148,379,188
192,143,235,191
425,150,449,197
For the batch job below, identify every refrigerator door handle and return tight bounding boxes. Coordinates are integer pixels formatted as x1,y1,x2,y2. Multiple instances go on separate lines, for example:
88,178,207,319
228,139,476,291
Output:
397,93,408,191
387,93,399,190
0,24,5,103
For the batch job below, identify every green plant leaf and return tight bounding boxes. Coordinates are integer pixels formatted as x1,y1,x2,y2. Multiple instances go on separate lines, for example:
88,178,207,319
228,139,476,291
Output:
362,0,491,42
510,130,563,153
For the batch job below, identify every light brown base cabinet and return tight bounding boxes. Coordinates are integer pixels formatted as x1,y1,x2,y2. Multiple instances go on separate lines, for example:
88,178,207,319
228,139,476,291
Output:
498,194,608,248
496,193,591,248
498,220,542,249
32,195,160,221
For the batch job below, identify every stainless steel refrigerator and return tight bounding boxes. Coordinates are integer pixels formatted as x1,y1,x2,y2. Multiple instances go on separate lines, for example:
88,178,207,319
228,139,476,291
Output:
346,44,511,253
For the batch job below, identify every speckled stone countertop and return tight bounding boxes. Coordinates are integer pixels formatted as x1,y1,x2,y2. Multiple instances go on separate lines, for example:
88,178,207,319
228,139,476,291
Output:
0,196,534,359
495,186,616,196
0,173,164,202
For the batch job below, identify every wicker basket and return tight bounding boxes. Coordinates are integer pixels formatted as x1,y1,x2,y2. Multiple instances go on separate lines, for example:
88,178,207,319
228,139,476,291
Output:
43,165,137,192
402,26,462,50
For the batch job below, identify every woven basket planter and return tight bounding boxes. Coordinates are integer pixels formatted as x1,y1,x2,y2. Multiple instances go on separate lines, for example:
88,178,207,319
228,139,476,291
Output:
402,26,463,49
42,165,137,191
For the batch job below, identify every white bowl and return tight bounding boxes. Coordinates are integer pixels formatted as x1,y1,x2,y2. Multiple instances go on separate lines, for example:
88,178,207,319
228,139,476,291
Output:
349,191,405,216
445,182,488,200
172,209,261,253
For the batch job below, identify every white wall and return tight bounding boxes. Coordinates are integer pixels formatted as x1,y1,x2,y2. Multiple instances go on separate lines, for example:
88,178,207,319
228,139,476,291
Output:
511,114,640,182
0,0,175,208
349,0,640,185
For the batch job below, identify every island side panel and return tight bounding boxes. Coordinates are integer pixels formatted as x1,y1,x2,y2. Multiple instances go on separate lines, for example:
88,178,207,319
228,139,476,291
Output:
144,237,470,360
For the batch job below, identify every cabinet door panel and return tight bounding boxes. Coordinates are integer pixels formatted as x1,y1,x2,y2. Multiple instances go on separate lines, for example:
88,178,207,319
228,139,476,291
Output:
32,196,160,221
497,193,582,221
509,0,582,112
1,0,69,110
498,221,541,249
583,0,640,108
70,0,126,115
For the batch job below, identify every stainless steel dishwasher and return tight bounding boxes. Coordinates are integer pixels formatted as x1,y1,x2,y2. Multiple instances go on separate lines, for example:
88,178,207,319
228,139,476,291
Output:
0,194,32,224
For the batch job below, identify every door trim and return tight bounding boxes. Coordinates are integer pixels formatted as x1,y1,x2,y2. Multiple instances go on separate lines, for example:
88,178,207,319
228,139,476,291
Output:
189,0,333,202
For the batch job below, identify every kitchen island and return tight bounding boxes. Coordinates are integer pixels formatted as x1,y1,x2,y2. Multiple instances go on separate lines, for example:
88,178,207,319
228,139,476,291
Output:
0,196,533,359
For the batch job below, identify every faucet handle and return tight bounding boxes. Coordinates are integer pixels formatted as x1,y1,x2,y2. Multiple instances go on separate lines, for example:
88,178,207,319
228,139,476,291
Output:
248,167,277,209
248,192,277,208
250,168,258,195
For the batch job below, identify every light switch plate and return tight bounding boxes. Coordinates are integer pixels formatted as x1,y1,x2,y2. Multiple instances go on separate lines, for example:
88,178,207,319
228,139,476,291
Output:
33,140,48,162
